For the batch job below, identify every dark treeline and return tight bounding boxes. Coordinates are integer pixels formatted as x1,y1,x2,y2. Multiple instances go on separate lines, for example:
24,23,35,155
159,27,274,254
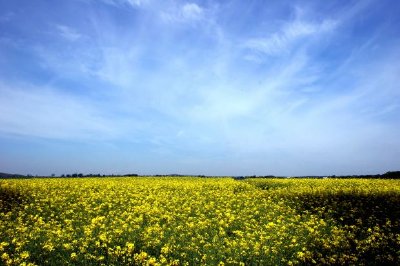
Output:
60,173,139,178
0,172,139,179
239,171,400,179
1,171,400,179
0,173,30,179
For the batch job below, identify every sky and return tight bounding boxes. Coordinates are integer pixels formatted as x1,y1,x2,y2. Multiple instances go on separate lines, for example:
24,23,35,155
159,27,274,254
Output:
0,0,400,176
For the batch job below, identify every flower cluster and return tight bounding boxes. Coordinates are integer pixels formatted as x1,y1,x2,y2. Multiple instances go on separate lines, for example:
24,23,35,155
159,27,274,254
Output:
0,177,399,265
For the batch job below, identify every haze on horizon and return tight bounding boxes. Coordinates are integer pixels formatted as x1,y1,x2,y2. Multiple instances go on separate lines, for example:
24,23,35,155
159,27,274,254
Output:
0,0,400,177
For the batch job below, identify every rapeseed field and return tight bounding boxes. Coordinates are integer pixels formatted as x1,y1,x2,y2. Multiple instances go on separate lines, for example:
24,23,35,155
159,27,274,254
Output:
0,177,399,265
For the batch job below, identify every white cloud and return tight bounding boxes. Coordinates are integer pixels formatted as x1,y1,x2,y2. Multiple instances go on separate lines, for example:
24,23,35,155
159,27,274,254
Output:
2,0,399,176
99,0,146,8
161,2,204,23
56,25,82,42
182,3,203,20
0,83,118,140
126,0,146,6
243,19,337,56
187,88,264,122
94,47,140,88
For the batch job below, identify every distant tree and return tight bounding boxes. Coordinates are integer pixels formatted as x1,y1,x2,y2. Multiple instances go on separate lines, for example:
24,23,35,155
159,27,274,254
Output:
383,171,400,179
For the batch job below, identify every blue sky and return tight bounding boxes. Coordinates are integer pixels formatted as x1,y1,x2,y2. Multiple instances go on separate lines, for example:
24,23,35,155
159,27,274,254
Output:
1,0,399,176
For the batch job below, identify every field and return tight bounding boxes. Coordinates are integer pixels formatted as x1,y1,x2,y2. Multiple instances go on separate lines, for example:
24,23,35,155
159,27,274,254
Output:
0,177,399,265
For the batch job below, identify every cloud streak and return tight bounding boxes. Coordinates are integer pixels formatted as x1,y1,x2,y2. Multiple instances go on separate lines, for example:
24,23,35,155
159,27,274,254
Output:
0,83,118,140
98,0,146,8
160,2,206,23
0,0,400,175
55,25,82,42
243,18,337,57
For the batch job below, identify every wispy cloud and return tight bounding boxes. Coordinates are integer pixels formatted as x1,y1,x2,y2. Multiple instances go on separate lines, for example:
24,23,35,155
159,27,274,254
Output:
1,0,399,175
161,2,205,23
99,0,146,8
0,83,118,140
243,19,337,56
93,46,140,88
55,24,82,42
182,3,204,20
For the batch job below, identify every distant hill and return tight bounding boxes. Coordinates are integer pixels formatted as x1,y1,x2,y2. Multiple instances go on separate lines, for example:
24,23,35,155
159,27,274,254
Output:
0,172,28,179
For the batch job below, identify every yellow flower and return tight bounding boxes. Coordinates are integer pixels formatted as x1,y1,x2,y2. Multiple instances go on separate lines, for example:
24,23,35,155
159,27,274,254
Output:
1,253,10,260
297,251,305,260
70,252,77,260
126,242,135,253
63,243,72,250
161,245,169,254
43,243,54,252
20,251,30,259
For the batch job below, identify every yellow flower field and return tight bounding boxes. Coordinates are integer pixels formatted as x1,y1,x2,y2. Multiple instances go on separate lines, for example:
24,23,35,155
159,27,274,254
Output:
0,177,399,265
